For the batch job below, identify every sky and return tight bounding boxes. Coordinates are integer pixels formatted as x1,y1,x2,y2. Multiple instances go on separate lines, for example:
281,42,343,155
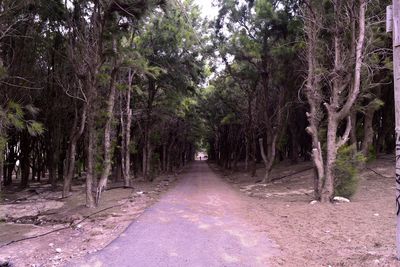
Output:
194,0,219,19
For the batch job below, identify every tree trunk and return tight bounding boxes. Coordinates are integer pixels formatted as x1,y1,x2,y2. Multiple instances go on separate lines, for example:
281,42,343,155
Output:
20,133,30,189
245,135,249,171
121,70,133,187
62,105,86,198
96,61,119,205
321,117,338,202
361,107,375,158
142,132,148,180
123,102,132,187
251,134,257,177
86,111,95,208
259,133,277,183
350,108,358,148
85,78,97,208
162,143,167,172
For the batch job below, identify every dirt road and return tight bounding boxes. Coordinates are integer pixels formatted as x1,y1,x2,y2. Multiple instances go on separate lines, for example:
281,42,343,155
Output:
71,162,278,266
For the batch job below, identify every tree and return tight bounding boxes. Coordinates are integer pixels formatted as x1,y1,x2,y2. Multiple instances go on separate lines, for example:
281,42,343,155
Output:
303,0,366,202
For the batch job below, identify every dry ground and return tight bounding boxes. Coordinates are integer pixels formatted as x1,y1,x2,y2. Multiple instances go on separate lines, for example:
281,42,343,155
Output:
0,173,180,267
211,157,398,266
1,158,398,267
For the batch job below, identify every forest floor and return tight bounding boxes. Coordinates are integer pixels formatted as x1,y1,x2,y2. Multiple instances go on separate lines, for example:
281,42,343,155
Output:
211,156,398,266
0,172,181,267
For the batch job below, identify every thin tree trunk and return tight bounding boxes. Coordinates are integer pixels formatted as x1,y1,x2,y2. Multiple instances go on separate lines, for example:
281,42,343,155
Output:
86,108,95,208
63,105,86,197
361,107,375,157
20,133,30,189
251,134,257,177
350,108,357,149
142,131,148,180
162,143,167,172
85,77,97,208
96,62,119,205
124,91,133,187
121,70,133,187
259,133,277,183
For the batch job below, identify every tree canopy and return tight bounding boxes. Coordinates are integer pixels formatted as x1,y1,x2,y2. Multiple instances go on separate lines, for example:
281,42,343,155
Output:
0,0,396,205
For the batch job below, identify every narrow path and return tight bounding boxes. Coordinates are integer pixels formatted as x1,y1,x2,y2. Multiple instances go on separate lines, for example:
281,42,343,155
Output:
73,162,278,267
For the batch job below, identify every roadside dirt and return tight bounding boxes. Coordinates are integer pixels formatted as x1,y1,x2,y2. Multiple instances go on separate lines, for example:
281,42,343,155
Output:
0,174,180,267
212,157,398,266
2,158,397,267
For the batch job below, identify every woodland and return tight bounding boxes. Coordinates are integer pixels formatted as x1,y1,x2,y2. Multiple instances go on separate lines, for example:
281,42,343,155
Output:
1,0,399,265
0,0,396,225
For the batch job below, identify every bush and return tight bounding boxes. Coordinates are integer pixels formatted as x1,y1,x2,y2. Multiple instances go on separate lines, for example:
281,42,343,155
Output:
334,145,365,199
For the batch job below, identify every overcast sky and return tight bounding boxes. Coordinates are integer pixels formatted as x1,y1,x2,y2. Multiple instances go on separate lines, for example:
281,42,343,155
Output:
194,0,219,19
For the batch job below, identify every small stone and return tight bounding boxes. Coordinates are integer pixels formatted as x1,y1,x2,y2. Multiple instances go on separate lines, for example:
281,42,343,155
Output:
49,243,54,247
55,248,62,253
136,191,144,195
373,259,380,264
333,196,350,203
309,200,318,205
374,213,379,217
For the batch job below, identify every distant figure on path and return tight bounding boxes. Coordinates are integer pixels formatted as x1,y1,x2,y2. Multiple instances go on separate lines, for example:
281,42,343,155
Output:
200,156,202,160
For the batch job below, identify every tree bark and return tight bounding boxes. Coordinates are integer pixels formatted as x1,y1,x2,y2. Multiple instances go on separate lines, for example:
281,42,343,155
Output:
20,132,30,189
86,107,95,208
259,134,277,183
62,104,86,197
361,106,375,158
96,58,119,205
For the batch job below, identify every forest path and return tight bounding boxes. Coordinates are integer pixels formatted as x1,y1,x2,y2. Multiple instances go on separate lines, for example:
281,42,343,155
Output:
72,161,279,267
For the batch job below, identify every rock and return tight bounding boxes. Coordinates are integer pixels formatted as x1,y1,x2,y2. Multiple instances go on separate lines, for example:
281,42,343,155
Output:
68,214,84,222
309,200,318,205
0,260,14,267
333,196,350,203
136,191,144,195
374,213,379,217
49,243,54,247
55,248,62,253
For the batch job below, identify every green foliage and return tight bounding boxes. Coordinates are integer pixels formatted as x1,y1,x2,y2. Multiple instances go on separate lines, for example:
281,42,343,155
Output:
7,113,24,130
0,65,7,79
365,145,377,163
334,145,366,199
27,121,44,136
0,136,6,157
220,113,238,125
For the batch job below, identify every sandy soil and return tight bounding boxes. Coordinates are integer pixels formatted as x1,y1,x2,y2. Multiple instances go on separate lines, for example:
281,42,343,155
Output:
0,174,180,267
1,158,398,267
211,157,399,266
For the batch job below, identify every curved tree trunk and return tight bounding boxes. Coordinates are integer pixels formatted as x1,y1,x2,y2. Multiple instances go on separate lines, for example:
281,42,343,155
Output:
96,62,119,205
259,133,277,183
63,104,86,198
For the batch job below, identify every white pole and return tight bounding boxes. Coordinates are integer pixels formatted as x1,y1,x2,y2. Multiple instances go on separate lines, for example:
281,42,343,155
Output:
391,0,400,260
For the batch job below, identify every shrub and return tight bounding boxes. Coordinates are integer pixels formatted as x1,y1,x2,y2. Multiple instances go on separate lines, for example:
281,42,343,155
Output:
334,145,365,199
